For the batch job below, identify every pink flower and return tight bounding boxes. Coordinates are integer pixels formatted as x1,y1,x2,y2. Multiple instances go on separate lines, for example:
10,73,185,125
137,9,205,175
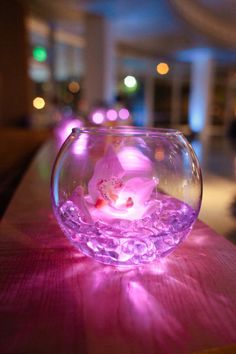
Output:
73,145,158,222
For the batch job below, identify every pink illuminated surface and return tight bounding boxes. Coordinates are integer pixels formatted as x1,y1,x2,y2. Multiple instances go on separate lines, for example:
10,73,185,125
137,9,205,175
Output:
1,140,236,354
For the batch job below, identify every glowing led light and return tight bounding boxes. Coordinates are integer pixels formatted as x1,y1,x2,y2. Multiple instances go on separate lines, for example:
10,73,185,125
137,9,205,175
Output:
33,97,45,109
68,81,80,94
106,109,118,121
118,108,129,120
33,46,47,62
92,111,104,124
156,62,169,75
124,75,137,88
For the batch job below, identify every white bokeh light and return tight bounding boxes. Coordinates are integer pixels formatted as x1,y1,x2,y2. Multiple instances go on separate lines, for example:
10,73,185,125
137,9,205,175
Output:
124,75,137,88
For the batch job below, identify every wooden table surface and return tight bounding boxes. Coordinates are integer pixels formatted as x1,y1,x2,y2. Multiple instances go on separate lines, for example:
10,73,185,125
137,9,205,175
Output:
0,141,236,354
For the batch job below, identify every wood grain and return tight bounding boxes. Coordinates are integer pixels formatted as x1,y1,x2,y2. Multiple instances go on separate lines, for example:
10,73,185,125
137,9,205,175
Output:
0,141,236,354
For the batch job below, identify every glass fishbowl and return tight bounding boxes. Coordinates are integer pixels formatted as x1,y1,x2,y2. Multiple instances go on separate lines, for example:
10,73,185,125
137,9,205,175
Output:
51,127,202,266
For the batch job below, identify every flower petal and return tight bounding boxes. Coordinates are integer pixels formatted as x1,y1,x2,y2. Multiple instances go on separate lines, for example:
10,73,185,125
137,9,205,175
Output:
122,177,157,204
88,144,125,202
118,146,152,177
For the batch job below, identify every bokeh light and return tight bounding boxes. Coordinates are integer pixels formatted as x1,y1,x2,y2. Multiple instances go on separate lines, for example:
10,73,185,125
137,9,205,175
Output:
33,97,45,109
118,108,129,120
156,62,169,75
33,46,47,62
56,118,82,142
155,147,165,161
124,75,137,88
92,111,105,124
68,81,80,94
106,109,118,121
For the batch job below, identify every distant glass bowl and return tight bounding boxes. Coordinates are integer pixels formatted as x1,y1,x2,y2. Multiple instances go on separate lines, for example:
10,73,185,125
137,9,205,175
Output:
51,127,202,266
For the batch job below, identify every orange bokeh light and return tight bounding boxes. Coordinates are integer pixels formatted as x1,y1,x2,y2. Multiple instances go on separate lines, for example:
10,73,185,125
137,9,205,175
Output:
156,62,169,75
33,97,45,109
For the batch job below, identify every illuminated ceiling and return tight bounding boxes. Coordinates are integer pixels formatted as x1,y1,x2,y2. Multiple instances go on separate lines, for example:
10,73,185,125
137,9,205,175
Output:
25,0,236,62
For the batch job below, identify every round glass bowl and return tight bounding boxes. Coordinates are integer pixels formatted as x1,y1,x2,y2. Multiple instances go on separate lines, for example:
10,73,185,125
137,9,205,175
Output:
51,127,202,266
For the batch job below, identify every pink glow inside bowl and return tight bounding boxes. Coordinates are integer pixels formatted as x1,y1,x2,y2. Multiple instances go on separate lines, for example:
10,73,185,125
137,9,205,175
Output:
51,127,202,266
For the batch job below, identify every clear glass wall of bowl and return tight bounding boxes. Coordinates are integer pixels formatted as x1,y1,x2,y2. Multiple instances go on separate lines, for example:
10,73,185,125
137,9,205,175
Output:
51,127,202,266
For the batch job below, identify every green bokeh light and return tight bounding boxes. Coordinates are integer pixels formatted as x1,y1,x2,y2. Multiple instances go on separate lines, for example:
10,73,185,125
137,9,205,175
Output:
33,46,47,62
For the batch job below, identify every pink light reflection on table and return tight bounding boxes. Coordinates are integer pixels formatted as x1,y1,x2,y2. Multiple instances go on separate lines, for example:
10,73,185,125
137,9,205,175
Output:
63,223,236,354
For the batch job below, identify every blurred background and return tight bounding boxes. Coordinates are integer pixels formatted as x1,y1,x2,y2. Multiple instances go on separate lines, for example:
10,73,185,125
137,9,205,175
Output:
0,0,235,239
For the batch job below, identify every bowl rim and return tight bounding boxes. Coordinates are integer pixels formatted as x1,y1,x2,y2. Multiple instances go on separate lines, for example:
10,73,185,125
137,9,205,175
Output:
72,126,183,137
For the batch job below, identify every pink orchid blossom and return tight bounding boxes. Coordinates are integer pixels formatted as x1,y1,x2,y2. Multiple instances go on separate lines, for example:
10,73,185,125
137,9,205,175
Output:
117,146,153,176
72,145,158,222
